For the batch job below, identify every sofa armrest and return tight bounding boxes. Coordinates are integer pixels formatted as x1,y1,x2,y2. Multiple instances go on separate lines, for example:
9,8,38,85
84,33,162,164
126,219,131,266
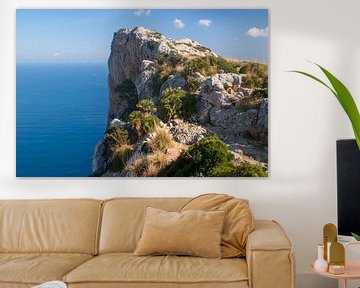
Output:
246,220,295,288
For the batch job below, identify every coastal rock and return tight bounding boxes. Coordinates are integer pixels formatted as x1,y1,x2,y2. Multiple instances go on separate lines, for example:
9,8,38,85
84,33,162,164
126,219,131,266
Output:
110,118,128,129
159,74,187,97
173,38,217,58
249,99,268,143
198,73,243,124
108,27,216,122
135,60,158,101
168,119,208,144
92,140,106,175
197,73,268,143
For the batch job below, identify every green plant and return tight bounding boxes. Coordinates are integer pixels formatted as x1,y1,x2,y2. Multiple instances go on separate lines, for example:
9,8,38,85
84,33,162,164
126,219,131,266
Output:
238,61,268,79
239,95,264,112
160,88,196,121
142,115,159,134
290,63,360,150
242,74,261,89
128,99,159,136
104,127,129,152
251,89,268,99
160,136,234,177
210,162,268,177
352,232,360,241
186,76,201,93
186,56,238,76
136,99,155,115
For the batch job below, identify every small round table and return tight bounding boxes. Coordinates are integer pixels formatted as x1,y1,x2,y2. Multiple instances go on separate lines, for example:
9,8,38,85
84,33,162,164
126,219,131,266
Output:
311,242,360,288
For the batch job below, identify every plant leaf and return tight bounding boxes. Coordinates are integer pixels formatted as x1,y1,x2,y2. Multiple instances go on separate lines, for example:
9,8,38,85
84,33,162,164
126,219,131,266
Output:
289,70,337,98
290,65,360,150
316,64,360,150
351,232,360,241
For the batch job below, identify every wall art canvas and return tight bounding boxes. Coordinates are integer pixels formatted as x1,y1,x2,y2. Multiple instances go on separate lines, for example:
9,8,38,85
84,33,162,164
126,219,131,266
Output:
16,9,269,177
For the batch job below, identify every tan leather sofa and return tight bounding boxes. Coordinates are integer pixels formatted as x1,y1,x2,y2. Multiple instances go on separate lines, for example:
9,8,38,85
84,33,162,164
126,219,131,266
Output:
0,198,295,288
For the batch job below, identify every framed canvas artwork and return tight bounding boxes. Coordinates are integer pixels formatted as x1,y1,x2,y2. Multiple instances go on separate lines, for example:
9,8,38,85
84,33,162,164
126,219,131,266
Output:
16,9,269,177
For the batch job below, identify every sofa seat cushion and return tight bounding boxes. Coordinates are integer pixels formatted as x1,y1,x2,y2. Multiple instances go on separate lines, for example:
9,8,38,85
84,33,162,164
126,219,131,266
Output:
64,253,248,285
0,253,93,285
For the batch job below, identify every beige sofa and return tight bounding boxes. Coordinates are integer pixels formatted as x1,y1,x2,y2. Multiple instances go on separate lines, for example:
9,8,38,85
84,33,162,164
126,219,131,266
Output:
0,198,295,288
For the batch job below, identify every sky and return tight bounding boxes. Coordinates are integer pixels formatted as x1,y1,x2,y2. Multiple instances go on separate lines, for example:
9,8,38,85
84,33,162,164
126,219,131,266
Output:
16,9,268,63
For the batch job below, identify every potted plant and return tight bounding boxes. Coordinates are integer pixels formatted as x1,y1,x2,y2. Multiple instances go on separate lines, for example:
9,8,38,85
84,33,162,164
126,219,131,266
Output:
291,63,360,240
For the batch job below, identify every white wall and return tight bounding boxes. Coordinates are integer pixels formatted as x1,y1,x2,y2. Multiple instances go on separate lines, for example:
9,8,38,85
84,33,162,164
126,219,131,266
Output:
1,0,360,287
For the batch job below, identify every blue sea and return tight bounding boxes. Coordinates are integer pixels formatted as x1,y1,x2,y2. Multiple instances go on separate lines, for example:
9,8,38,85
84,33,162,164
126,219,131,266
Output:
16,63,108,177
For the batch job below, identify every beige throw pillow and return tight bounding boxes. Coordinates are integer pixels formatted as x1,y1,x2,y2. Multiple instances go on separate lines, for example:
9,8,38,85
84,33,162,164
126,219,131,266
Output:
134,207,225,258
181,194,255,258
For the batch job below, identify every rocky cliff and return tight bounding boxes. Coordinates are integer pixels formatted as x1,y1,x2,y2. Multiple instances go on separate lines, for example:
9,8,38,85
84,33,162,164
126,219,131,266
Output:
107,27,216,122
93,27,268,177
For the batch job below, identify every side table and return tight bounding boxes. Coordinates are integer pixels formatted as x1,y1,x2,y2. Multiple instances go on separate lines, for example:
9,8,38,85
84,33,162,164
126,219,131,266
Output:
311,242,360,288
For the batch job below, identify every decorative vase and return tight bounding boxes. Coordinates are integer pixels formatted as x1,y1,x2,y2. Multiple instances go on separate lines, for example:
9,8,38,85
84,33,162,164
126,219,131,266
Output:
314,244,328,272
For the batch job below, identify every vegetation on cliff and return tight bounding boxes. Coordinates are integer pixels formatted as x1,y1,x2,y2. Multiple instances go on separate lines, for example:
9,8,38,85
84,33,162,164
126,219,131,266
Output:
93,27,268,177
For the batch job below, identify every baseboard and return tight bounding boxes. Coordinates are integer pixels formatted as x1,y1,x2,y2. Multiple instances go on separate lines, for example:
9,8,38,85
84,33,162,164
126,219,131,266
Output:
296,273,337,288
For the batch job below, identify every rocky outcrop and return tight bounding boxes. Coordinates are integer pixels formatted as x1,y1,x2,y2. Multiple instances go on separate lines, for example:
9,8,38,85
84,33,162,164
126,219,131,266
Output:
93,26,268,176
198,73,243,124
168,119,208,144
160,74,187,97
197,73,268,144
134,60,157,103
107,27,216,122
92,140,106,175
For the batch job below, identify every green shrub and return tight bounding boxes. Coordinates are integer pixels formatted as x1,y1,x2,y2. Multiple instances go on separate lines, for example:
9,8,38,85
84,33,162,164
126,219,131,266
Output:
136,99,155,114
142,115,159,134
214,57,239,74
104,127,129,152
239,89,268,112
238,62,268,79
160,136,234,177
186,76,201,93
242,74,261,89
160,88,197,121
210,162,268,177
129,99,160,136
239,95,264,112
251,89,268,99
236,162,267,177
186,56,239,76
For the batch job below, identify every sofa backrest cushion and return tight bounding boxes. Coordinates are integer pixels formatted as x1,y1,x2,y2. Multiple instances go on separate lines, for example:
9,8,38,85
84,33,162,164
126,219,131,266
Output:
99,198,189,253
0,199,102,254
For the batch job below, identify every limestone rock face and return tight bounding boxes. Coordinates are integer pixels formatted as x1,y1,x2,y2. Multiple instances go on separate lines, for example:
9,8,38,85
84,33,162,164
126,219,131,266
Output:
250,99,268,143
160,74,187,97
168,119,208,144
92,140,106,175
110,118,128,129
107,27,215,122
198,73,243,124
198,73,268,144
135,60,157,102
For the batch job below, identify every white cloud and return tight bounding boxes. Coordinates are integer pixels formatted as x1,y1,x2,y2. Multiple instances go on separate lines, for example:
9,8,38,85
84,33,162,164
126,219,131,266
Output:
134,9,151,17
246,27,268,38
173,18,185,29
198,19,212,28
52,51,71,58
